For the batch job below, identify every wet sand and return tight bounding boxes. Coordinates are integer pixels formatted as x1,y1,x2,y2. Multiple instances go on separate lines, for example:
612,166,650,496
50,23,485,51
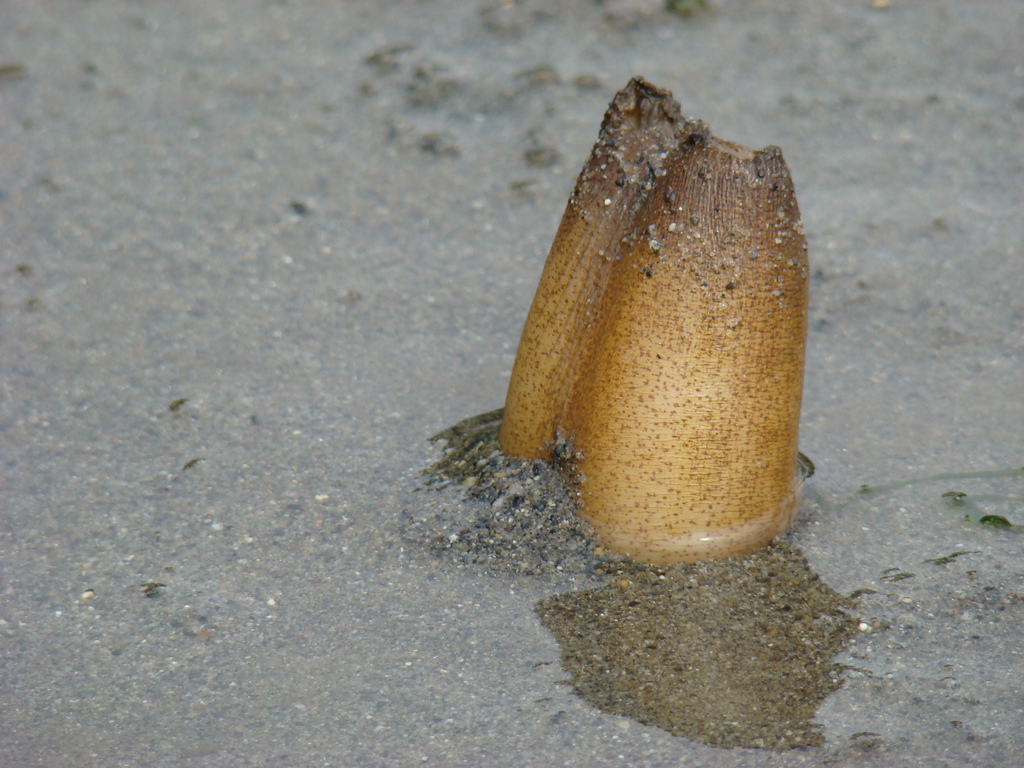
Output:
2,1,1023,766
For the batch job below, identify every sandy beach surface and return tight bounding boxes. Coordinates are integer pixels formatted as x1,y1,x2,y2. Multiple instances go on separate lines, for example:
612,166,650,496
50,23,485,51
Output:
1,1,1022,766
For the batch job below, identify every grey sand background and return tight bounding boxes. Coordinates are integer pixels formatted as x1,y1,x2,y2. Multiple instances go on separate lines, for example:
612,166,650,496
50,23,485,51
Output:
1,1,1023,766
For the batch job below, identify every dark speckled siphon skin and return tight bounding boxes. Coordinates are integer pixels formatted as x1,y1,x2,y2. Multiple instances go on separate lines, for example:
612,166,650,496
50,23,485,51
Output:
498,77,809,564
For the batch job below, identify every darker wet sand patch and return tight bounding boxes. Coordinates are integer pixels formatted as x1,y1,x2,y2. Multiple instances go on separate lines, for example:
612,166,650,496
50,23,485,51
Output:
537,542,857,750
405,410,859,750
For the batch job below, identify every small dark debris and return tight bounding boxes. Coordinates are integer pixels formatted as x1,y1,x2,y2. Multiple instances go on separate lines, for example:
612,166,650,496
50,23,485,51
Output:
666,0,709,17
925,550,981,566
419,132,459,157
979,515,1012,529
182,458,204,471
879,568,915,583
509,179,538,198
797,451,815,480
849,731,883,751
524,146,560,168
169,398,189,412
406,65,460,107
0,63,28,80
140,582,166,598
515,64,559,85
339,289,363,306
849,588,878,599
364,43,416,74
